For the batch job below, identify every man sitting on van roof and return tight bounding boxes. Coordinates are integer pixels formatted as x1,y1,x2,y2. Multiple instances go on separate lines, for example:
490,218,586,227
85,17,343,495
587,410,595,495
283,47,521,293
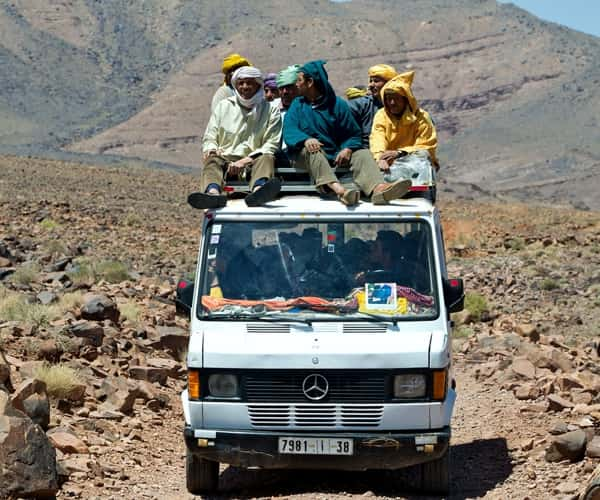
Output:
282,60,410,206
211,53,252,113
188,66,282,209
370,71,438,171
348,64,397,149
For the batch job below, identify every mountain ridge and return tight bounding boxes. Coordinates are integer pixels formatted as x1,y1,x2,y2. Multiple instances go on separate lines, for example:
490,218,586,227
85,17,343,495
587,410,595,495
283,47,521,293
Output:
0,0,598,208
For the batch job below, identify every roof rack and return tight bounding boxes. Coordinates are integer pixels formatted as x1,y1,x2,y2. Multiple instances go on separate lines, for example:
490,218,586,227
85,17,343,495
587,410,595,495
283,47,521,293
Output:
224,164,436,203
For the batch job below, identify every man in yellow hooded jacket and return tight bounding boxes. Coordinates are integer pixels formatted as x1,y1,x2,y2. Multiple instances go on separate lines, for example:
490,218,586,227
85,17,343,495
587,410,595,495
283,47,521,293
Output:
369,71,438,171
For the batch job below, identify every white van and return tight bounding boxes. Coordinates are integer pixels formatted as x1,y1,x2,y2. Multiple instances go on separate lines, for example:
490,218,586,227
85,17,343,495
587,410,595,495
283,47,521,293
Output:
179,195,464,495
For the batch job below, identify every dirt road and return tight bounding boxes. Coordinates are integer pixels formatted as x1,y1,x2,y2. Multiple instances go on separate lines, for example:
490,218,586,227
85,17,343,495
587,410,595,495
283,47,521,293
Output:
59,358,586,500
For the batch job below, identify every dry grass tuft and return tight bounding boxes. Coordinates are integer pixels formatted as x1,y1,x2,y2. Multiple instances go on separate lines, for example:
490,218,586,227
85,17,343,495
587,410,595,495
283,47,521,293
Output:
119,300,142,326
0,292,60,327
34,363,80,399
10,262,41,286
67,258,130,285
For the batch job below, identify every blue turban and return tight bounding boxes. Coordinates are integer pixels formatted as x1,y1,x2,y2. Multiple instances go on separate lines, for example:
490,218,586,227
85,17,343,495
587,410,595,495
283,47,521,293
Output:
298,60,336,106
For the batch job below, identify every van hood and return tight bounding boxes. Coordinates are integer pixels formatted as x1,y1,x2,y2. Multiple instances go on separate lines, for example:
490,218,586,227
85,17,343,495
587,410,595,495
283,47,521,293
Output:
191,322,436,369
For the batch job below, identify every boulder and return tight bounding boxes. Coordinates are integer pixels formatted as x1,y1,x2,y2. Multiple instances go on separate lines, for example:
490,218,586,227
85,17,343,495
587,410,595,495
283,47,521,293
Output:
545,429,587,462
11,379,50,430
586,435,600,458
511,357,536,380
47,428,89,454
80,294,120,323
149,325,188,358
0,390,59,497
69,320,105,347
0,348,13,392
547,394,575,411
129,366,168,385
37,291,57,305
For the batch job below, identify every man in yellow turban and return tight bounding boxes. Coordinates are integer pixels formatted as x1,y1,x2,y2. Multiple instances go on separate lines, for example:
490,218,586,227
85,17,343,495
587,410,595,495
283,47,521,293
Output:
370,71,438,169
348,64,397,148
210,53,252,112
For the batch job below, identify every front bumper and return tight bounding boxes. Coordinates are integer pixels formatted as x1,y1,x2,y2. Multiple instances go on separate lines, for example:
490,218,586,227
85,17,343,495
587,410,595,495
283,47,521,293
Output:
184,426,450,470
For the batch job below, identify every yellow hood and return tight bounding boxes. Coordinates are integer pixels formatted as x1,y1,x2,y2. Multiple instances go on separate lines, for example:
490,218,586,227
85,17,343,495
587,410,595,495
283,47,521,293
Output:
380,71,418,123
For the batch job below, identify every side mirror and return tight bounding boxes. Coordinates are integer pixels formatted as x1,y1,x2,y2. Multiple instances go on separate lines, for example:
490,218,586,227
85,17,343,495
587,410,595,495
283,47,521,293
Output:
443,278,464,313
175,279,194,317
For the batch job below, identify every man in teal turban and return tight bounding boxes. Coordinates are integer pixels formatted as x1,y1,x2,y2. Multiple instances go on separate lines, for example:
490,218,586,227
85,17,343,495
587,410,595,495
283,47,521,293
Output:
282,60,410,206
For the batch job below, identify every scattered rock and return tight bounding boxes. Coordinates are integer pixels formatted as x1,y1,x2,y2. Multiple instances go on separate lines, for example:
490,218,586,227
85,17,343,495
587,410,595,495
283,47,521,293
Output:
37,291,57,305
80,294,120,323
545,429,587,462
47,428,89,454
547,394,575,411
512,357,536,380
11,379,50,431
69,320,105,347
586,436,600,458
0,390,59,497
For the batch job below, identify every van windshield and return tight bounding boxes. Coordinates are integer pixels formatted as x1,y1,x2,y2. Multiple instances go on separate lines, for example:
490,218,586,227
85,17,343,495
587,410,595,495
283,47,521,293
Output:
198,220,438,321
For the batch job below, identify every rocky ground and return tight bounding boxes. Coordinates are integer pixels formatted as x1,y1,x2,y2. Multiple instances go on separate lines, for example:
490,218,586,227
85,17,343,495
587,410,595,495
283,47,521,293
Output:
1,155,599,499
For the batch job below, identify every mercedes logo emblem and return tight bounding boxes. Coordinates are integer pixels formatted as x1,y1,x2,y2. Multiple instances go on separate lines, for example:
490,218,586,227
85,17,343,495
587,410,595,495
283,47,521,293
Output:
302,374,329,401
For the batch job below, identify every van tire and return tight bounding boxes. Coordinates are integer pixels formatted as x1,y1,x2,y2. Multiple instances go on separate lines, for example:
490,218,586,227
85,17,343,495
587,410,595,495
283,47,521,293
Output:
419,448,449,494
186,451,219,494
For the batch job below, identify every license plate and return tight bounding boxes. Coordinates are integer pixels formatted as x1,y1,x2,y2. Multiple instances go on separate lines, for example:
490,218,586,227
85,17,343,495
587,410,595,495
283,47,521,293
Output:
278,437,353,455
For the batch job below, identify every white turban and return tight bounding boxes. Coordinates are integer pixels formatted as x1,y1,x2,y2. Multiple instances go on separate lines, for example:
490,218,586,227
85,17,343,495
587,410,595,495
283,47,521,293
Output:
231,66,265,109
231,66,263,87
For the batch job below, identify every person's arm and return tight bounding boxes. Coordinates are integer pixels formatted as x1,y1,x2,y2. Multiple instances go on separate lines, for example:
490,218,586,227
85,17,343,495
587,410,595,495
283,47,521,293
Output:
369,109,388,162
282,100,312,150
202,103,223,159
397,109,438,164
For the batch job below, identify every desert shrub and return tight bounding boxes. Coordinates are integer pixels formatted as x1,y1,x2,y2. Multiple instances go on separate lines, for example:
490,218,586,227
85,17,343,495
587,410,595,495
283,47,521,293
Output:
10,263,41,286
454,326,474,338
95,260,130,283
506,237,525,251
58,291,83,313
68,258,130,285
34,363,79,399
0,291,60,327
39,219,60,231
123,213,143,227
119,301,142,325
42,240,67,257
464,292,489,322
67,258,96,285
540,278,560,291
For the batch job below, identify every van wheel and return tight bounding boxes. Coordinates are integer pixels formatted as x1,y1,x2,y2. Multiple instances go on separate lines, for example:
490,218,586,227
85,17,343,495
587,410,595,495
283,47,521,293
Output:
419,448,449,494
186,451,219,494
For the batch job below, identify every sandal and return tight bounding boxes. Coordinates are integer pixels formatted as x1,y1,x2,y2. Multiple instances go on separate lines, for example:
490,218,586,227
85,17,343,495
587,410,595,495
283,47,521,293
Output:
338,189,360,206
245,178,281,207
371,179,411,205
187,192,227,209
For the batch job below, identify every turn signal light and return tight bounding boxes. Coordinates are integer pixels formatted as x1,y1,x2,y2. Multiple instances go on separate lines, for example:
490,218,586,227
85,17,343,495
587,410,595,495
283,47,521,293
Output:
188,370,201,400
432,370,447,401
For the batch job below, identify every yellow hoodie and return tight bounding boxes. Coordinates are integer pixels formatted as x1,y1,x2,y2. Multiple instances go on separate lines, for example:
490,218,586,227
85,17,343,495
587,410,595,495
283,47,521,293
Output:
369,71,438,166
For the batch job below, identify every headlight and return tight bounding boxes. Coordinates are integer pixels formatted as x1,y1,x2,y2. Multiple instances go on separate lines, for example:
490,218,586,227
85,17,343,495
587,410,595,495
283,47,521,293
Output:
393,374,426,398
208,374,240,398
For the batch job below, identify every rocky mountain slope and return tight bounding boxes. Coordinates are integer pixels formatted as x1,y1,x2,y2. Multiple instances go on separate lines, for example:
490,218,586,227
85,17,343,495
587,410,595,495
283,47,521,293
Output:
0,0,598,209
1,155,599,498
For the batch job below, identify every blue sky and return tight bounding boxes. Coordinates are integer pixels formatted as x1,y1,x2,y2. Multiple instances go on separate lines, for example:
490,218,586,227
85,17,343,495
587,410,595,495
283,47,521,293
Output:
498,0,600,37
331,0,600,38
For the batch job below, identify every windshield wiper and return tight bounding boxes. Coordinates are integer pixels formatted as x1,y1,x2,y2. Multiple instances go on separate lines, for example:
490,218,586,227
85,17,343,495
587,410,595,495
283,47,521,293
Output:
355,312,400,326
204,312,313,325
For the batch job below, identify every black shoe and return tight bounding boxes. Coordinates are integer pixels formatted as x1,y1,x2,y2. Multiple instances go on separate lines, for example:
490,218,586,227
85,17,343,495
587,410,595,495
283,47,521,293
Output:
245,178,282,207
187,192,227,209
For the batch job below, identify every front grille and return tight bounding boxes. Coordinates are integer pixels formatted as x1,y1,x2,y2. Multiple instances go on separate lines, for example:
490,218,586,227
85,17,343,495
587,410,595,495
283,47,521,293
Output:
248,404,384,428
244,371,388,403
246,323,291,334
